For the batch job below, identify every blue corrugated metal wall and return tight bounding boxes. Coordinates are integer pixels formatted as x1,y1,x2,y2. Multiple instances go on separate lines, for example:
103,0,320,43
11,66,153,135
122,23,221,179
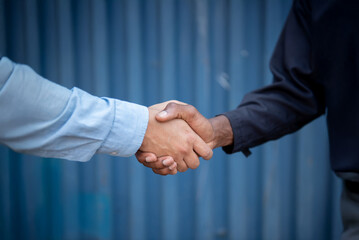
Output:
0,0,343,239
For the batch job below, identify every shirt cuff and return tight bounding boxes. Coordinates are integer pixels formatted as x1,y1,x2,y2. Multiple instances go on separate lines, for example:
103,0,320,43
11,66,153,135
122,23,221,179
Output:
221,111,252,157
0,57,14,90
97,100,149,157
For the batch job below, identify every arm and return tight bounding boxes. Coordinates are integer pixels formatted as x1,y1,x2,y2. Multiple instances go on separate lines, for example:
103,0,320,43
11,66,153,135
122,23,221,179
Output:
0,57,212,168
0,57,148,161
137,0,326,172
221,0,325,154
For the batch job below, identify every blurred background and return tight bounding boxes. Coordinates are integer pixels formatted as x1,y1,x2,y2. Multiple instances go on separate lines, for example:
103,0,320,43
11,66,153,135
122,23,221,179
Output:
0,0,343,239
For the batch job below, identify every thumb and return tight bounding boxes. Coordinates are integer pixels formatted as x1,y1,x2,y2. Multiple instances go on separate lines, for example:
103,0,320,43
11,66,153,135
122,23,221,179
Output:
155,102,188,122
156,102,197,122
156,103,214,142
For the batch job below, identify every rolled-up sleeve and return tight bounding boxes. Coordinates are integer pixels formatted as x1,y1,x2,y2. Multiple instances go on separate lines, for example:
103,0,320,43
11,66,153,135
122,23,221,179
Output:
0,57,148,161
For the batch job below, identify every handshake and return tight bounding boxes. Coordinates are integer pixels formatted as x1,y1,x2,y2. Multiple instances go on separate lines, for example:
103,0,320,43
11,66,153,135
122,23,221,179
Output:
136,101,234,176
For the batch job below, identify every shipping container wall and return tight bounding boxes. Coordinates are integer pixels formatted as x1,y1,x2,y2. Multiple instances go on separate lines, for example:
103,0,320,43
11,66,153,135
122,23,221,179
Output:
0,0,342,239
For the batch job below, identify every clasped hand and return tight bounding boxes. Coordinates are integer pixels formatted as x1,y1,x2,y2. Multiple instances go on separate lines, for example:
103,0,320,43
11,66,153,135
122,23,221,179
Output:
136,101,233,175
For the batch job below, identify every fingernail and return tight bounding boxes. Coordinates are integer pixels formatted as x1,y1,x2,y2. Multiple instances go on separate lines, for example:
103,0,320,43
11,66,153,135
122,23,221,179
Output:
162,158,172,166
145,157,154,163
169,164,176,171
158,111,168,118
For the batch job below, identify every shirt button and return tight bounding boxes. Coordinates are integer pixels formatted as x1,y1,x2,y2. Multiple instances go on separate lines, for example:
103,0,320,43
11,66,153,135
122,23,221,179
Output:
110,151,118,155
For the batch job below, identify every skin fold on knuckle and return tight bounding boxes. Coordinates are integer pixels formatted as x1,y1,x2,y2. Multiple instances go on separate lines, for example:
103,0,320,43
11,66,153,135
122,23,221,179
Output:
186,132,197,146
186,105,198,120
167,102,178,113
177,143,189,156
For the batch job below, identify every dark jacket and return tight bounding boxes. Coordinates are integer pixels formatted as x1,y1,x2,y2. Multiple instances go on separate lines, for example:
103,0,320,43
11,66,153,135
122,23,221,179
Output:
223,0,359,175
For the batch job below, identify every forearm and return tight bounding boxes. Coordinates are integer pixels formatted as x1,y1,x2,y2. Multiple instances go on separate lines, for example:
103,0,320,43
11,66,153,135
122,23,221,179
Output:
0,57,148,161
221,80,325,155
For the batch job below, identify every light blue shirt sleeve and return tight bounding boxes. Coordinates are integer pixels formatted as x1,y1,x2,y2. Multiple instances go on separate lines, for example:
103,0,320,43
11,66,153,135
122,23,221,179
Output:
0,57,149,162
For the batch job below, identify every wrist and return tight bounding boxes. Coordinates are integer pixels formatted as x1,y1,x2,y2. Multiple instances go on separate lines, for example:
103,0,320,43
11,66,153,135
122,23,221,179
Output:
209,115,233,149
141,108,158,149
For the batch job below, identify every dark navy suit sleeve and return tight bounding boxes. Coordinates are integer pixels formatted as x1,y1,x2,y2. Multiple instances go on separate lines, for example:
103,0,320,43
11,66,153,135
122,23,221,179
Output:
222,0,326,155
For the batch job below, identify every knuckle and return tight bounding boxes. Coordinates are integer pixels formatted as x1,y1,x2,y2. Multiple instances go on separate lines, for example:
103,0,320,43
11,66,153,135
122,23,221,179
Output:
186,105,197,118
167,102,178,110
186,134,196,144
169,100,181,104
178,145,189,155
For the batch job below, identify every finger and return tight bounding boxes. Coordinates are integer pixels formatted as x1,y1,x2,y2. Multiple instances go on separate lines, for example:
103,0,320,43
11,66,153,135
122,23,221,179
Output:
156,103,214,141
143,160,165,169
176,158,189,172
155,103,190,121
153,167,177,176
168,162,177,171
193,135,213,160
184,151,200,169
142,156,174,169
161,156,175,167
135,151,157,163
207,141,216,150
